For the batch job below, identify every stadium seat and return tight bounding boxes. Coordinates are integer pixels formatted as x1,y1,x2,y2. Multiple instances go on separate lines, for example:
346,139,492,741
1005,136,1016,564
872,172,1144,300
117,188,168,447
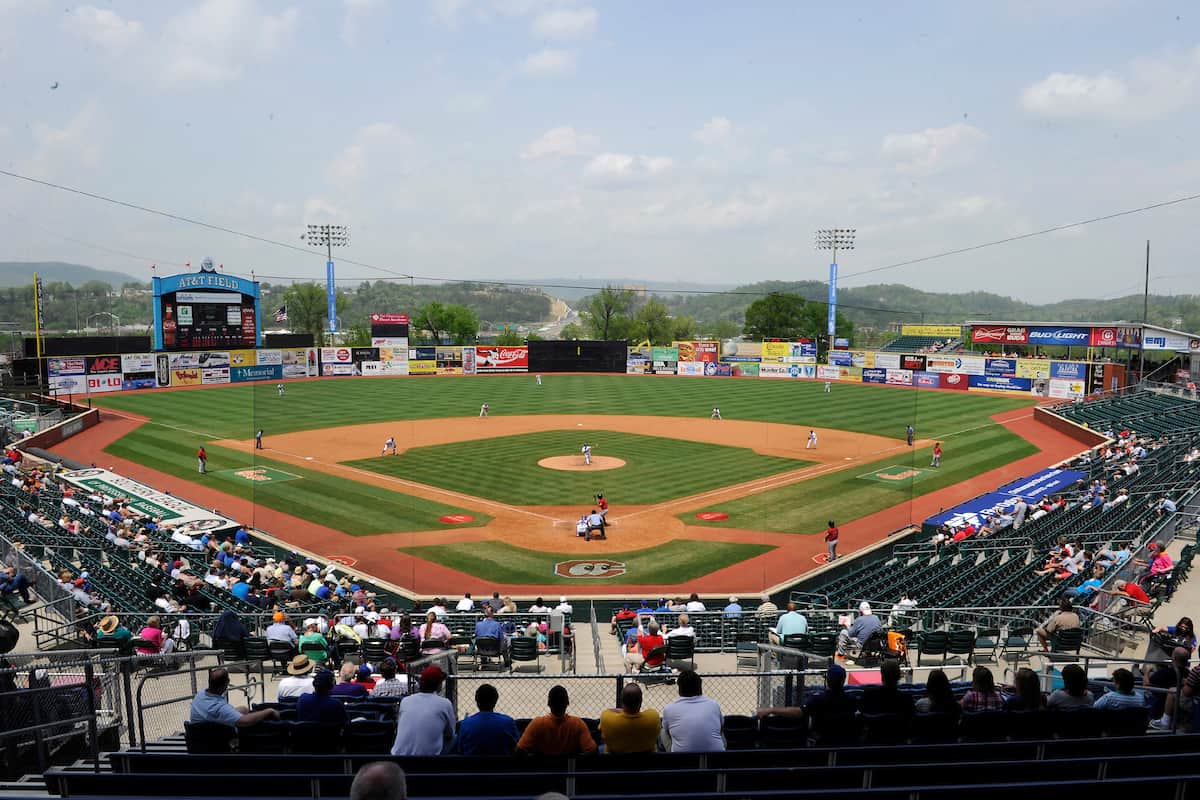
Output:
721,714,759,750
184,721,236,754
343,719,396,753
237,720,290,753
509,636,541,672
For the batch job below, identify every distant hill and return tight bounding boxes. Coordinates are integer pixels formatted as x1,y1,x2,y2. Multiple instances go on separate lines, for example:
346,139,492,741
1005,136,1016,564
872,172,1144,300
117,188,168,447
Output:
522,278,738,302
0,262,143,288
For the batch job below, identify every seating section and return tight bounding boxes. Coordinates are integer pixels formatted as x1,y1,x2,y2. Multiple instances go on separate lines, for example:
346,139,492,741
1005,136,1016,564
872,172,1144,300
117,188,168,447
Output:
1055,390,1200,437
880,335,961,353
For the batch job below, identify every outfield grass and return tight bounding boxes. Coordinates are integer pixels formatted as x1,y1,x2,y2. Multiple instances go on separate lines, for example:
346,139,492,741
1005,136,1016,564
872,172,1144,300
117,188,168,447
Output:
348,430,810,505
399,539,774,584
93,375,1033,441
104,425,489,535
682,423,1037,533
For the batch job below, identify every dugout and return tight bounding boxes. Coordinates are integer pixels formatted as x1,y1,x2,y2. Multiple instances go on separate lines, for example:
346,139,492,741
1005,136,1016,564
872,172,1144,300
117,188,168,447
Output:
528,340,627,373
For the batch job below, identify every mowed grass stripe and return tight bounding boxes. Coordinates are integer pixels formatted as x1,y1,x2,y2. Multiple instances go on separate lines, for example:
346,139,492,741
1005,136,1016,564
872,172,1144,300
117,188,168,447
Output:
104,425,488,536
682,424,1037,534
400,540,774,585
349,430,812,506
94,375,1033,441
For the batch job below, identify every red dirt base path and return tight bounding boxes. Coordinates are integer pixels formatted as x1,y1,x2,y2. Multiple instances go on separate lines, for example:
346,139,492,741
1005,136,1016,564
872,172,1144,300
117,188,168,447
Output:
49,406,1087,598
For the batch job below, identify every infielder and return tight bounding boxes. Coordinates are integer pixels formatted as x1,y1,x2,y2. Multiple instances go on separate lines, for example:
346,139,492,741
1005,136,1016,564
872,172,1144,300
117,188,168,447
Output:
255,429,264,450
277,383,285,397
581,444,592,466
479,403,489,418
806,429,818,450
382,436,397,456
906,424,915,446
711,407,722,420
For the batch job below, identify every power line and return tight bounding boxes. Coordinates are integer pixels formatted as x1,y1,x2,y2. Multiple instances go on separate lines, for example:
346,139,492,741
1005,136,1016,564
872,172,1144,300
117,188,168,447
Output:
838,192,1200,283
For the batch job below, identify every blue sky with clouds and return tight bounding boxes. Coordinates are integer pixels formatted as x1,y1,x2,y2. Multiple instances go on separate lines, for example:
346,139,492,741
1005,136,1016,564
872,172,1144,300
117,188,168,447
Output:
0,0,1196,299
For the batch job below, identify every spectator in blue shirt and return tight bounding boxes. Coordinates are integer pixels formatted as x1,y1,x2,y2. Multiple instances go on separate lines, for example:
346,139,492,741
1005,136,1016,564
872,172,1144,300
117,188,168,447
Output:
1094,668,1149,710
475,606,503,640
315,581,333,601
655,598,672,613
454,683,519,755
723,596,743,618
234,527,251,545
229,577,251,601
1064,567,1105,603
636,599,655,616
296,669,348,728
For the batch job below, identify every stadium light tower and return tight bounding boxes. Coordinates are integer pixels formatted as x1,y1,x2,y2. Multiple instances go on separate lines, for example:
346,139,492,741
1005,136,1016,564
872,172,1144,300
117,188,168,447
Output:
302,224,350,335
815,228,855,341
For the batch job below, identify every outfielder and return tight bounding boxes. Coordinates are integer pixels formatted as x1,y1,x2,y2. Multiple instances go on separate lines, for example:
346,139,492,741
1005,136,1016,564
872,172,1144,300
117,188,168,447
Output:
536,374,543,386
382,436,397,456
711,407,722,420
277,383,285,397
479,403,489,418
824,381,831,393
581,444,592,466
806,429,818,450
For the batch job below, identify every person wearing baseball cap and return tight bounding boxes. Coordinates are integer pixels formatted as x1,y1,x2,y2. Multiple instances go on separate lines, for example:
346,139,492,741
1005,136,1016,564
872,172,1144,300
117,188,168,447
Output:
296,668,348,728
390,665,454,756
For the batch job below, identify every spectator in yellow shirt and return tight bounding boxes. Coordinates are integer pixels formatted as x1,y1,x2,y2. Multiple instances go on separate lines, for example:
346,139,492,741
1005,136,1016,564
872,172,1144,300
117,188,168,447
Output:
599,684,660,753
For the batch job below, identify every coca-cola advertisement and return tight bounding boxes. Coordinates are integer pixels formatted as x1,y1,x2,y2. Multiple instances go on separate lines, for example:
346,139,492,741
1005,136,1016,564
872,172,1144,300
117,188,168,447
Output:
475,346,529,373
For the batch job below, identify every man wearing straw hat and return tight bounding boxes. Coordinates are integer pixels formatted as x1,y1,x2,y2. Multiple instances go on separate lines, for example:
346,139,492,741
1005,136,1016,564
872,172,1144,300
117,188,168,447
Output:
277,654,316,700
97,615,132,646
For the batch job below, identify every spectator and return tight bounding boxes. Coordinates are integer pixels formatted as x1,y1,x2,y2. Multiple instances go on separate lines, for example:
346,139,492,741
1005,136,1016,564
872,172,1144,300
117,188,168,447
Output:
487,591,504,612
350,761,407,800
661,670,724,752
136,615,176,655
190,667,279,728
914,669,959,715
391,666,455,756
960,666,1005,712
685,593,706,612
769,601,808,645
473,606,507,664
1094,579,1150,616
277,655,316,700
517,685,597,756
266,612,298,653
296,669,349,728
600,683,660,754
1094,668,1147,710
418,610,452,648
298,621,330,665
370,659,408,699
756,594,778,616
723,596,742,618
1152,649,1200,729
1047,664,1094,709
330,663,370,699
529,596,551,614
836,602,881,657
1006,667,1046,711
623,618,665,673
1035,598,1080,651
454,592,474,611
860,659,914,717
665,613,695,639
0,567,31,604
759,664,855,726
212,610,248,644
554,596,573,615
1147,646,1191,723
453,683,519,756
1143,617,1196,682
610,604,637,634
1063,566,1105,604
97,615,133,645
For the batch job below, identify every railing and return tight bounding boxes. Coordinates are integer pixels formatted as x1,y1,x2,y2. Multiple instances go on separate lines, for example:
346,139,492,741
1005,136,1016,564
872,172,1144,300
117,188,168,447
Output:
134,656,264,752
589,603,605,674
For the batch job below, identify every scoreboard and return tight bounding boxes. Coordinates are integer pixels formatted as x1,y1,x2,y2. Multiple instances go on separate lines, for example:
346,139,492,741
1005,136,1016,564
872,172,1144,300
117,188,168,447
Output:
153,263,261,351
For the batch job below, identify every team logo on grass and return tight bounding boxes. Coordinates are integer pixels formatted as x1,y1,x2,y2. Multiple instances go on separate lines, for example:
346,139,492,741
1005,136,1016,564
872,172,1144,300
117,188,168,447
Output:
222,467,300,484
554,560,627,579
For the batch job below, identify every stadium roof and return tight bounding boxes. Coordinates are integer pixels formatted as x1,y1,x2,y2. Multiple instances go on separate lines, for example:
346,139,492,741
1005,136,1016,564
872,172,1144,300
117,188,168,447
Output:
965,321,1198,337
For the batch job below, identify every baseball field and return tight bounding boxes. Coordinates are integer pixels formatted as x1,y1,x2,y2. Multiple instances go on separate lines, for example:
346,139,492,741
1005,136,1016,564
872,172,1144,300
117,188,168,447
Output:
52,374,1089,595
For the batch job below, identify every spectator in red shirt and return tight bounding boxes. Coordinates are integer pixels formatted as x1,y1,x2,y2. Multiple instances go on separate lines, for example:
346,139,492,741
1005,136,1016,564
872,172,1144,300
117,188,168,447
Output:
609,604,637,635
952,523,976,543
824,521,839,562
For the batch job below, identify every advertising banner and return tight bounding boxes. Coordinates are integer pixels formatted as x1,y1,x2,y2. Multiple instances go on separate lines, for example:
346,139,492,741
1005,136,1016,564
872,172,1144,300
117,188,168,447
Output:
1090,327,1118,347
996,468,1087,500
120,353,156,374
1026,326,1090,346
652,346,678,361
256,349,282,366
829,351,853,367
985,358,1016,377
727,341,762,359
436,346,465,375
900,354,926,372
320,347,353,364
834,337,850,349
703,362,733,377
958,356,987,375
941,373,969,390
838,366,863,380
729,363,759,377
321,363,355,376
855,352,871,368
886,369,913,386
47,357,86,378
694,341,719,362
227,349,257,368
86,373,124,393
924,356,957,373
476,346,529,373
900,324,962,337
677,362,706,376
231,364,282,382
873,353,901,370
171,368,203,386
49,375,85,393
761,341,815,362
370,313,410,325
371,337,408,348
925,491,1027,531
202,368,230,385
1048,378,1087,399
409,360,436,375
85,355,122,376
1143,331,1191,351
676,342,698,362
914,371,941,388
972,325,1028,345
1049,361,1088,380
61,468,238,532
362,360,409,376
862,367,887,384
410,347,436,361
121,375,157,390
279,348,314,378
462,346,476,375
1015,360,1049,379
968,375,1033,392
627,347,651,375
1113,326,1142,348
817,365,841,380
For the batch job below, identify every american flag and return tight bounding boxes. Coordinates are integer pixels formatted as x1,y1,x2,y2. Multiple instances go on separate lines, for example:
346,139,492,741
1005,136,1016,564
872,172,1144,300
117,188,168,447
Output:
274,305,287,322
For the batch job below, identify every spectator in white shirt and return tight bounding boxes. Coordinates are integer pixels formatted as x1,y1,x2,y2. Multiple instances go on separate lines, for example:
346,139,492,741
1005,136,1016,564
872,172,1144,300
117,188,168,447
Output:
455,593,475,611
661,670,724,752
554,596,573,615
429,599,448,619
391,666,454,756
665,613,695,639
277,655,316,700
685,593,706,613
528,597,551,614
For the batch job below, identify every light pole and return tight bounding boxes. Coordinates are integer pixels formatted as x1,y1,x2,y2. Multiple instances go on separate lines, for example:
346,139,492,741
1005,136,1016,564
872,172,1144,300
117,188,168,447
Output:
815,228,855,343
301,224,350,336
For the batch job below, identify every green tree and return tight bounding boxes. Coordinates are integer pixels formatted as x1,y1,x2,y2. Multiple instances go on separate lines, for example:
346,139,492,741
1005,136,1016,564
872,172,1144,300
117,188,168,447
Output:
282,282,347,346
742,293,809,340
343,321,371,347
495,328,524,345
415,301,479,344
580,286,635,340
707,318,741,341
670,314,698,342
559,322,583,340
631,298,674,345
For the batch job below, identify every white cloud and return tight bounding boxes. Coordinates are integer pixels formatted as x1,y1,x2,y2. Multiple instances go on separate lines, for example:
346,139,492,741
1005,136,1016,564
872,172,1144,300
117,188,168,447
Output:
692,116,734,147
520,48,576,78
326,123,414,186
583,153,673,182
606,185,787,234
1019,47,1200,123
303,196,345,221
531,6,597,40
881,122,985,173
158,0,300,88
28,102,106,178
520,126,595,159
65,6,144,53
342,0,384,45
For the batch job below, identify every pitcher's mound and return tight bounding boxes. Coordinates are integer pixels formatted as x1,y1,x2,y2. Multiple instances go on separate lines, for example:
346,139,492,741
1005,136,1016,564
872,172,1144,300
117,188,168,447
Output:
538,455,626,471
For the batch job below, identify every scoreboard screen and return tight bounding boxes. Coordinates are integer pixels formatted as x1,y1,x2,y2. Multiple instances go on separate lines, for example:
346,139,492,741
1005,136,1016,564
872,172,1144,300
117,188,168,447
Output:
160,290,257,350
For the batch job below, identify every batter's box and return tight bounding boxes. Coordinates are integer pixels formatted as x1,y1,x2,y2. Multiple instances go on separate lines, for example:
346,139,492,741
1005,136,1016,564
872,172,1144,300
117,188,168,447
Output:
219,466,302,484
857,465,935,485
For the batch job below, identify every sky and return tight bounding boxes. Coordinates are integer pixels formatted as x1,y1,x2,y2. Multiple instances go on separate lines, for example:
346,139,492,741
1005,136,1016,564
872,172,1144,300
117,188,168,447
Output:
0,0,1197,301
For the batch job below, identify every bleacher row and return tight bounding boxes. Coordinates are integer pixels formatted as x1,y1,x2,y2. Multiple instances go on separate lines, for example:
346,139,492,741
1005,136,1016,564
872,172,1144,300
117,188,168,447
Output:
879,335,961,353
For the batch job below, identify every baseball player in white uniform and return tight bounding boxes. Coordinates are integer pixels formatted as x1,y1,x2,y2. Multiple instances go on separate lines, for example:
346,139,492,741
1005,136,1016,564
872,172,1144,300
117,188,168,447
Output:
824,381,831,393
277,383,285,397
536,374,543,386
711,407,722,420
382,437,396,456
581,444,592,466
479,403,489,418
806,429,818,449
